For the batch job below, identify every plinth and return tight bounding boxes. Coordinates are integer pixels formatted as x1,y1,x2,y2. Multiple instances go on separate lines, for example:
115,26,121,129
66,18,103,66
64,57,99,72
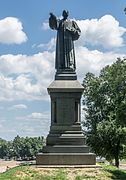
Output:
36,71,96,165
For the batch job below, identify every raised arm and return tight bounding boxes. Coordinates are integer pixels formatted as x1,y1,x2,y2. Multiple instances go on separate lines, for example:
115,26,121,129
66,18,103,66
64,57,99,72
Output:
49,13,58,30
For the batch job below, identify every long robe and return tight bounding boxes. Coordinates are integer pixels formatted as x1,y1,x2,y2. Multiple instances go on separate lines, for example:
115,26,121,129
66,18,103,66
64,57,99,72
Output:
49,15,81,72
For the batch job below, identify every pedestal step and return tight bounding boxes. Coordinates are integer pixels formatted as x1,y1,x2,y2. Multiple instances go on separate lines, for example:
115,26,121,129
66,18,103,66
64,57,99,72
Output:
43,145,89,153
50,124,82,131
36,153,96,165
55,71,77,80
46,134,86,145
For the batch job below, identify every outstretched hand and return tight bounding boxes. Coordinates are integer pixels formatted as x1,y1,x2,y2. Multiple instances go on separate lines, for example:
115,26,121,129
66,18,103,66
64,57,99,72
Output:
49,12,56,18
49,12,57,30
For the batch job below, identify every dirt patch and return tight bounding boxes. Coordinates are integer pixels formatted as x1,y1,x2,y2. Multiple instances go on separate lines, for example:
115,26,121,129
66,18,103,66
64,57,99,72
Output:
65,168,103,180
34,167,103,180
34,167,59,176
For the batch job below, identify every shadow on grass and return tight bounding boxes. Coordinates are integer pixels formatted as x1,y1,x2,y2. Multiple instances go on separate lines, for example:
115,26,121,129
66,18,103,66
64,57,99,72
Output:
103,165,126,180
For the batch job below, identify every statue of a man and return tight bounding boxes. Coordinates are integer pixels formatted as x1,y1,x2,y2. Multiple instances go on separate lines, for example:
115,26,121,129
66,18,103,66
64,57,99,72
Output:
49,10,81,72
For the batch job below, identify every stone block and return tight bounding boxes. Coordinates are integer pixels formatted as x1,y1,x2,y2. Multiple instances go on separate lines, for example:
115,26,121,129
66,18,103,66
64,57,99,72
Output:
42,145,89,153
36,153,96,165
36,79,96,165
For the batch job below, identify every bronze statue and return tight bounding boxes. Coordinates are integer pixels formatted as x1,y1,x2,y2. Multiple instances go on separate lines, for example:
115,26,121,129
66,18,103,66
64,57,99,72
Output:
49,10,81,72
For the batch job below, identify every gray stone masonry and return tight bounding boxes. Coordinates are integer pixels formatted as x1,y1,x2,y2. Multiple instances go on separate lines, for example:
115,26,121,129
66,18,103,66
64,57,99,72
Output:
36,153,96,165
36,79,96,165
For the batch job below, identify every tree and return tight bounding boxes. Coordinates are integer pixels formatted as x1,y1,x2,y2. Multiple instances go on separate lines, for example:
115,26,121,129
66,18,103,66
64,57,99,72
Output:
13,135,24,159
82,58,126,167
13,135,43,160
0,135,44,160
0,139,14,159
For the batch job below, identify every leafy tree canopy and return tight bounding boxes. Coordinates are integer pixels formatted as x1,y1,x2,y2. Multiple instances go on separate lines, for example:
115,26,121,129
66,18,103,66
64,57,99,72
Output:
82,58,126,167
0,135,44,160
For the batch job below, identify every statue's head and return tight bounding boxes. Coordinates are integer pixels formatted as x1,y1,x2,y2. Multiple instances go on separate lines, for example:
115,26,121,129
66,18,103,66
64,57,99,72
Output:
62,10,69,19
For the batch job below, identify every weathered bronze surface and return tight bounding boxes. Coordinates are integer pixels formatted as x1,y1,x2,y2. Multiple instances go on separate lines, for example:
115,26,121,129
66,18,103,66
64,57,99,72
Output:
49,10,81,72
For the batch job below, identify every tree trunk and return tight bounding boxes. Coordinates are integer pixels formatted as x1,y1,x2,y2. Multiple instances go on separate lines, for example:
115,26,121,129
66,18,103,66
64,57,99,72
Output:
114,140,120,168
115,154,119,168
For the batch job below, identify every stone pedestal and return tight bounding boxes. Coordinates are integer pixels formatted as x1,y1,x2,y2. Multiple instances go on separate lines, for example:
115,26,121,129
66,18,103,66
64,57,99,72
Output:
36,79,96,165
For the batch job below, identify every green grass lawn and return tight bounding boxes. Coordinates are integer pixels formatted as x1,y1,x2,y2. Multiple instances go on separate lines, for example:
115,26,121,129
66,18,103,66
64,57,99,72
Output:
0,164,126,180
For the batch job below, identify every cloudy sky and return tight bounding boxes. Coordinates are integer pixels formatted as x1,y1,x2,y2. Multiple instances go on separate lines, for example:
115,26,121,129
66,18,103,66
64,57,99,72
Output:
0,0,126,140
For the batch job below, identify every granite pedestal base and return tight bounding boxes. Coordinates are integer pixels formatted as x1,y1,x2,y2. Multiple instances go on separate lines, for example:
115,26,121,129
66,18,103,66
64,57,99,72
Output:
36,80,96,165
36,153,96,165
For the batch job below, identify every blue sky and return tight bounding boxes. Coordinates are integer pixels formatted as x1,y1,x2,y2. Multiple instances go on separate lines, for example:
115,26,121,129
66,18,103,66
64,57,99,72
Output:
0,0,126,140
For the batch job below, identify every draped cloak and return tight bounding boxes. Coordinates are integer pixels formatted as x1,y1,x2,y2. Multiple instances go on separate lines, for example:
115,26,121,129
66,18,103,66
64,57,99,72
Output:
49,15,81,72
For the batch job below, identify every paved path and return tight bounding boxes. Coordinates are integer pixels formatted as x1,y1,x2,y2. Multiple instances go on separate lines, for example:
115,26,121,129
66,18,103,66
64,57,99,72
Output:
0,160,20,173
0,166,7,173
120,164,126,171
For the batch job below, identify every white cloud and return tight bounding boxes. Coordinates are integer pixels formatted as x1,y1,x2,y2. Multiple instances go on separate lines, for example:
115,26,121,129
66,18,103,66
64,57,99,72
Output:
0,17,27,44
42,15,126,49
17,112,50,121
76,46,125,81
0,74,43,101
9,104,28,110
0,111,50,139
0,52,54,76
37,38,56,51
76,15,126,48
0,47,125,101
0,51,55,101
28,112,49,120
42,21,49,30
15,112,50,137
